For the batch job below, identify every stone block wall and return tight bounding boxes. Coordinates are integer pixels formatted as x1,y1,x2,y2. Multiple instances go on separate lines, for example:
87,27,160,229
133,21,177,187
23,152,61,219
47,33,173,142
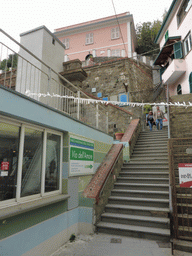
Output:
81,58,154,104
170,94,192,138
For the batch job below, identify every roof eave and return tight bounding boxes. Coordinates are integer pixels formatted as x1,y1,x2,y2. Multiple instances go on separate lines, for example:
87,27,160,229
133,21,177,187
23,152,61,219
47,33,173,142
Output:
154,0,178,44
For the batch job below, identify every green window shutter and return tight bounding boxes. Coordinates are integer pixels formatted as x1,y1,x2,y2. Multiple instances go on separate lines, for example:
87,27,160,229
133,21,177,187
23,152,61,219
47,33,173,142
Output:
189,72,192,93
165,30,169,41
174,41,183,59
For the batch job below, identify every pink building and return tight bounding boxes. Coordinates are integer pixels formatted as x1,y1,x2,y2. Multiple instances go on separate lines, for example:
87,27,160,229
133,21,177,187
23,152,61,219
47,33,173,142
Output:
154,0,192,96
54,12,137,62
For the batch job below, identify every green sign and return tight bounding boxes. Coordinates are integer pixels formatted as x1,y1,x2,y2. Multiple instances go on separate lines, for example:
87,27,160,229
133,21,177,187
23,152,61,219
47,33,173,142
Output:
70,147,93,161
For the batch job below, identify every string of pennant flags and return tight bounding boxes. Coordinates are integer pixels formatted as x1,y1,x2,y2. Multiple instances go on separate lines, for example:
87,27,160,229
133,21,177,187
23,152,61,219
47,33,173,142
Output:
25,90,192,108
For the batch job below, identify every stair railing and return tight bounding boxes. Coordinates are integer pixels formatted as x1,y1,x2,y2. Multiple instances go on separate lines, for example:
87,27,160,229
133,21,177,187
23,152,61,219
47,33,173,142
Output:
0,29,109,133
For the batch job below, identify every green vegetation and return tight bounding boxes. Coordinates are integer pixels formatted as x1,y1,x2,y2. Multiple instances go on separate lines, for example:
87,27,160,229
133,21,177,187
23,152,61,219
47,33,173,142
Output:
0,54,18,71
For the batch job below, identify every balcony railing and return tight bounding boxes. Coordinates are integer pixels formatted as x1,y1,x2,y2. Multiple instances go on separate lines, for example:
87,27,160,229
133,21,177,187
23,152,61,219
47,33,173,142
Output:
0,29,108,133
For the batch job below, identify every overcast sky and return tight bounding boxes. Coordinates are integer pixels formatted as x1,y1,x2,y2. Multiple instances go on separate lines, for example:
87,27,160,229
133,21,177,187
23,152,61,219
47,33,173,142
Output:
1,0,173,42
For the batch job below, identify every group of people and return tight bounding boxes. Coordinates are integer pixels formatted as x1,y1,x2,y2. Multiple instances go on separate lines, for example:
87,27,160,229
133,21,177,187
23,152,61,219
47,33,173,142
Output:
146,106,165,131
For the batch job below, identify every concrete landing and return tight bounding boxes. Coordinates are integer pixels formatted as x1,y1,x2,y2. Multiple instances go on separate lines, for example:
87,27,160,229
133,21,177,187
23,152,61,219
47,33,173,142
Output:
51,233,173,256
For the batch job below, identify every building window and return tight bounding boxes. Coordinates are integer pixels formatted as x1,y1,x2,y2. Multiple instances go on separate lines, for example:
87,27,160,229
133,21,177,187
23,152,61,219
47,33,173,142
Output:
62,38,69,49
183,32,192,56
177,0,191,26
21,128,43,197
111,49,121,57
189,72,192,93
0,117,62,203
111,27,120,39
177,84,182,94
86,33,93,45
45,133,61,192
0,122,20,201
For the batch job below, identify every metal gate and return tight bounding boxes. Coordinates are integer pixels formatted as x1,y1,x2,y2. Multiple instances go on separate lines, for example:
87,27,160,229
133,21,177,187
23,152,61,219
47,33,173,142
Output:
169,138,192,240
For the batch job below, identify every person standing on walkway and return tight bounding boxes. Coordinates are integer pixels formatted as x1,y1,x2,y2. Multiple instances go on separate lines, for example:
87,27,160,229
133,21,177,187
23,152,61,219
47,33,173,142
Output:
154,106,165,130
146,111,155,131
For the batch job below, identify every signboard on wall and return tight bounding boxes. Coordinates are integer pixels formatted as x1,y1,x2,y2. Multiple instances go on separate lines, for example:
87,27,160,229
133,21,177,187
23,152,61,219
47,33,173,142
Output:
69,136,94,176
178,163,192,188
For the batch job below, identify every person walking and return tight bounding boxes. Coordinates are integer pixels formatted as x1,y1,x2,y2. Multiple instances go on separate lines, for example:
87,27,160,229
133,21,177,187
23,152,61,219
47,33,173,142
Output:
154,106,165,130
146,111,155,131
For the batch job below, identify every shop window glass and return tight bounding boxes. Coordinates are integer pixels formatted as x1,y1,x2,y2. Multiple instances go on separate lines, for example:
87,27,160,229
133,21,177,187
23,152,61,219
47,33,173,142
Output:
21,128,43,197
0,123,20,201
45,133,60,192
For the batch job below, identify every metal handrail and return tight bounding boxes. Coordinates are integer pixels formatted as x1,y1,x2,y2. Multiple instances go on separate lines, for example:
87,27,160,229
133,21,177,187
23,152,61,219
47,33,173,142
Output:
0,29,107,112
0,29,109,132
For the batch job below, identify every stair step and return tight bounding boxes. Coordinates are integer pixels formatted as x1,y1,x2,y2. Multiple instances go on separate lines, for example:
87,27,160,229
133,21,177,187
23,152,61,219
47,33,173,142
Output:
134,145,168,150
133,149,168,154
105,204,169,217
178,226,192,237
125,163,168,168
111,189,169,199
114,183,169,191
130,156,168,160
136,140,168,144
173,239,192,253
116,177,169,184
119,172,169,178
138,136,168,140
122,166,169,172
108,196,169,208
97,222,170,241
101,213,170,229
131,153,168,157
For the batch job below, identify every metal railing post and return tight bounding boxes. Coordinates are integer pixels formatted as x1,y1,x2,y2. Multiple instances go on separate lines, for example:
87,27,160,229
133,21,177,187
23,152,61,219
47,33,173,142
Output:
106,112,108,133
96,103,99,129
77,91,80,120
47,68,51,106
167,84,171,139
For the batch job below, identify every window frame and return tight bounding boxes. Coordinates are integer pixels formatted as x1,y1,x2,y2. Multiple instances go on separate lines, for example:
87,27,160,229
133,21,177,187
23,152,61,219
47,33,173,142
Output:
0,116,63,207
177,84,182,95
111,27,120,40
85,33,94,45
177,0,191,26
111,49,121,57
183,31,192,56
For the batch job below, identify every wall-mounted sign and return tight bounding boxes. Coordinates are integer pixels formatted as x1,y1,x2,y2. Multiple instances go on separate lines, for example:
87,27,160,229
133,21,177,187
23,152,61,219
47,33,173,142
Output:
178,163,192,188
69,136,94,176
1,161,9,171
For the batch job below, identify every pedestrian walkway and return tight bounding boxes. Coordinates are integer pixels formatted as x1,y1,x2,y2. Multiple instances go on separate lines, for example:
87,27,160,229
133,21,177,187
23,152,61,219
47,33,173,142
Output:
50,233,175,256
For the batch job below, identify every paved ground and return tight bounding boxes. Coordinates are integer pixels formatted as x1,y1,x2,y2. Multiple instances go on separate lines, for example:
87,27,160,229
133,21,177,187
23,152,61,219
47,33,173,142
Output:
50,233,191,256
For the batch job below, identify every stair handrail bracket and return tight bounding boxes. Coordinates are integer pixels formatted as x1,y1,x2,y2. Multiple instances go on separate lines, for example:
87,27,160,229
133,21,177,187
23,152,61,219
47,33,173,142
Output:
83,119,141,223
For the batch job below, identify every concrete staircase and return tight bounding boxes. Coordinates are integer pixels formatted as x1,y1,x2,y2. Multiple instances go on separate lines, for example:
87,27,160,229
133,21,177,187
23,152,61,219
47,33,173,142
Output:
97,129,170,242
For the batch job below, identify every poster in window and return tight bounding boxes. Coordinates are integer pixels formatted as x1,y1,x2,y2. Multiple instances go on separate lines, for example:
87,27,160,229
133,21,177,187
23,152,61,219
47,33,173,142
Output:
69,136,94,176
178,163,192,187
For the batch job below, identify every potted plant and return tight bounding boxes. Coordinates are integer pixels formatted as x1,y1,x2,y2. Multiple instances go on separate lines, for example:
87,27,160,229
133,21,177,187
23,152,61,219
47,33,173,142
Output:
115,131,124,140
